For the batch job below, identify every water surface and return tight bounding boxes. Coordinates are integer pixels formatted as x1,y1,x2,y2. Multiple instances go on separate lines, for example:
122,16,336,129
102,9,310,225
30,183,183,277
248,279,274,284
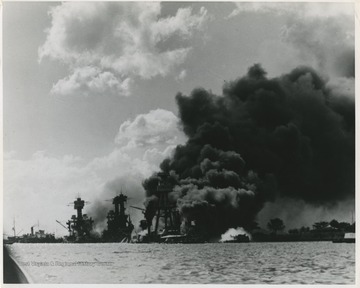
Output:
7,242,355,284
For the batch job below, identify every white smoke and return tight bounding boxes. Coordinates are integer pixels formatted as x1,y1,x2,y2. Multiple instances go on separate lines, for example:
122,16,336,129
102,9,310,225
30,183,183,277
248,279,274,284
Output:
220,227,251,242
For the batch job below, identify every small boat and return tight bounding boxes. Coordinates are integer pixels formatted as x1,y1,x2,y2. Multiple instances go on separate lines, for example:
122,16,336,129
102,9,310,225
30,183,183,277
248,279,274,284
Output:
3,246,29,283
4,237,17,245
223,234,250,243
332,232,355,243
160,234,187,243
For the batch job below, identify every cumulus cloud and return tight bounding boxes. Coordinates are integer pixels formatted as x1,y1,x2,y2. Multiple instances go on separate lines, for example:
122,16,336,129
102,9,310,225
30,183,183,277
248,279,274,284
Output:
4,145,162,236
143,145,177,166
281,14,354,78
39,2,209,97
51,66,133,97
115,109,187,147
227,2,353,19
228,2,354,84
4,108,188,236
4,152,99,237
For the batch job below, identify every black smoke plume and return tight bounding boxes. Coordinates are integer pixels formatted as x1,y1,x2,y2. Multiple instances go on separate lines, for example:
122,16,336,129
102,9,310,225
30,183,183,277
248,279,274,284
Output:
144,64,355,236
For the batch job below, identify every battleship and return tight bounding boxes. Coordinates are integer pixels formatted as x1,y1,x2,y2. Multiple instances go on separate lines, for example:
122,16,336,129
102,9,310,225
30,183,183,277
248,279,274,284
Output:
62,197,96,243
59,194,134,243
131,172,183,243
55,175,201,244
4,173,355,244
102,193,134,242
131,173,208,244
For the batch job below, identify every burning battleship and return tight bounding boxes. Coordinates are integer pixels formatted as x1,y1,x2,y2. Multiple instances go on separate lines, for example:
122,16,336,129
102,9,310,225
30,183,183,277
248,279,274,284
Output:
59,193,134,243
138,65,355,243
131,172,210,243
4,65,355,244
5,175,355,244
101,193,134,242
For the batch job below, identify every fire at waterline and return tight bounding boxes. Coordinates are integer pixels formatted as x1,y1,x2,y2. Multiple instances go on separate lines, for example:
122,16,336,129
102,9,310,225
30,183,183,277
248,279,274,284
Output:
5,64,356,244
6,172,355,244
59,172,218,243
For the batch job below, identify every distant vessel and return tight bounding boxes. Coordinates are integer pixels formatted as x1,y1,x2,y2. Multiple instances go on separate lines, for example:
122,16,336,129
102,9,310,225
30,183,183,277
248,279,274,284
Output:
159,234,207,244
222,234,250,243
4,219,62,244
5,230,61,244
332,232,355,243
332,212,355,243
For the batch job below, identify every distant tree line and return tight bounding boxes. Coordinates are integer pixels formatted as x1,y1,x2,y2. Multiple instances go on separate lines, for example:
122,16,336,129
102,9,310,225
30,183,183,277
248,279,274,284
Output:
249,218,355,242
264,218,355,235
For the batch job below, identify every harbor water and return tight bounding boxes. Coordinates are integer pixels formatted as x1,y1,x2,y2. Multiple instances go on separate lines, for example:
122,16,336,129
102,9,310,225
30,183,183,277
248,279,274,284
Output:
6,242,355,284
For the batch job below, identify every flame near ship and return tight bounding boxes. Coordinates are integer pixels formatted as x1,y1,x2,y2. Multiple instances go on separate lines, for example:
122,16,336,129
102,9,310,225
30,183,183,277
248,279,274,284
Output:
46,64,354,244
58,64,354,243
142,64,354,240
220,227,252,243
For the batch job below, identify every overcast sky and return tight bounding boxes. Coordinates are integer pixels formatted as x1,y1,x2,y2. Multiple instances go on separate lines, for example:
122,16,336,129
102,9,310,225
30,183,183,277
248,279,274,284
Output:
3,2,355,237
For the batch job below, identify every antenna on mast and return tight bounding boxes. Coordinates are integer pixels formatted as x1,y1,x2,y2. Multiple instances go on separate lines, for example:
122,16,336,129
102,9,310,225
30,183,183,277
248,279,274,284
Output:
12,217,16,237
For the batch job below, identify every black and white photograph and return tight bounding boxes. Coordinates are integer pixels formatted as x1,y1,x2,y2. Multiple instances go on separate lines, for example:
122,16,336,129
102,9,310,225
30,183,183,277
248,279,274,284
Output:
2,1,357,285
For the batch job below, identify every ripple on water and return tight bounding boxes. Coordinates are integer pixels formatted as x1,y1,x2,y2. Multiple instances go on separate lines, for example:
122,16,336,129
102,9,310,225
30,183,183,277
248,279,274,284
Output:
6,242,355,284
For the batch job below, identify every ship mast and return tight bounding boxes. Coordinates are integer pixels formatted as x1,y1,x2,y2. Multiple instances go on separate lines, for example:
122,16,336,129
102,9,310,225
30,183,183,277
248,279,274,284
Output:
12,217,16,237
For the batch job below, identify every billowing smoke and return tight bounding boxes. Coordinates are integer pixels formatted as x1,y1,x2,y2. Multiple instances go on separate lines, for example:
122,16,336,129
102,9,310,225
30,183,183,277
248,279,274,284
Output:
220,227,252,242
90,175,146,232
144,64,354,236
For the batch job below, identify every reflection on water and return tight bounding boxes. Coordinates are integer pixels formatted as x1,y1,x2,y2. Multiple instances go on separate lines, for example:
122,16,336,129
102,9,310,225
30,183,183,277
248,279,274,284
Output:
7,242,355,284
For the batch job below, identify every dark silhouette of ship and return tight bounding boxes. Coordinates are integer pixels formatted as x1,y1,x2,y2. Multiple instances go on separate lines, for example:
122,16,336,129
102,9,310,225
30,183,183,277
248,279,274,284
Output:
61,193,134,243
7,176,354,244
4,219,62,244
64,197,95,242
222,234,250,243
132,173,208,244
101,192,134,242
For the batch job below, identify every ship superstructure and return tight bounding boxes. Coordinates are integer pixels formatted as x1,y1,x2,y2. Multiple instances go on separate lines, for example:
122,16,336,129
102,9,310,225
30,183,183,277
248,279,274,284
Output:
66,197,94,242
102,192,134,242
